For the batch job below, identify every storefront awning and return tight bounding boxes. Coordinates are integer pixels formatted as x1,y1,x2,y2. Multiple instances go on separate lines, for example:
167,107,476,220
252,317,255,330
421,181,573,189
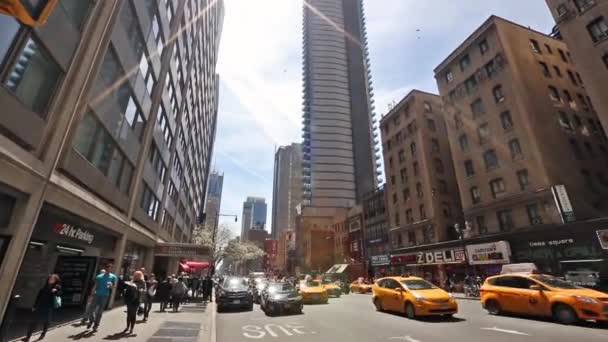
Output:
185,261,209,269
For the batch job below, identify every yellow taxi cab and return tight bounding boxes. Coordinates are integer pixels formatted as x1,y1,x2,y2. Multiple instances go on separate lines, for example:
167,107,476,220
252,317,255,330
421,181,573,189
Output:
480,272,608,325
350,278,373,293
320,279,342,298
298,280,329,304
372,276,457,319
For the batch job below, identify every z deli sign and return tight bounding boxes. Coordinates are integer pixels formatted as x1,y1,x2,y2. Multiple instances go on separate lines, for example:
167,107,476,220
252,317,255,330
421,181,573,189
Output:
392,248,466,266
53,223,95,244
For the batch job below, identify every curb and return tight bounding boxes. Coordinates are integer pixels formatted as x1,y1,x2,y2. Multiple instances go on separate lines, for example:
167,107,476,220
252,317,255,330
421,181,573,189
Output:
209,301,217,342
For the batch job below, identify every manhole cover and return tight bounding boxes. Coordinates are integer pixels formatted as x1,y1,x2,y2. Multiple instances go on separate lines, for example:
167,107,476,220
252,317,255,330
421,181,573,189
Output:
148,321,202,341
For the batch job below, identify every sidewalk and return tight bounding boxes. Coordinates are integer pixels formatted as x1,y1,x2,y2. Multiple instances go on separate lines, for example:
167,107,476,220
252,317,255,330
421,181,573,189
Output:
9,300,216,342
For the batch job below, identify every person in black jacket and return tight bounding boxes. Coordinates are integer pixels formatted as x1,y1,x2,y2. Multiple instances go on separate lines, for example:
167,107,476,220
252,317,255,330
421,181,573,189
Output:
122,271,146,335
23,274,62,341
157,277,172,312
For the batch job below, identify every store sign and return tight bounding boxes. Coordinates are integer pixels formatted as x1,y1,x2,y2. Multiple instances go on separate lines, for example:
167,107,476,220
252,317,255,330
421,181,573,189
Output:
154,243,210,258
371,255,390,266
596,229,608,250
529,238,574,248
53,223,95,244
551,185,576,223
466,241,511,265
391,248,466,266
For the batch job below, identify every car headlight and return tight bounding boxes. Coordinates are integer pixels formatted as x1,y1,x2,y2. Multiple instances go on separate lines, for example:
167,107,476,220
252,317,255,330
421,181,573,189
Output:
573,295,599,304
412,293,425,303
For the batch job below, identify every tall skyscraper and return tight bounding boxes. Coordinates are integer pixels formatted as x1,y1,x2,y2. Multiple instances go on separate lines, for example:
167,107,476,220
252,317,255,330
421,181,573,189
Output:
205,170,224,230
271,143,303,239
241,197,267,240
0,0,224,323
301,0,380,209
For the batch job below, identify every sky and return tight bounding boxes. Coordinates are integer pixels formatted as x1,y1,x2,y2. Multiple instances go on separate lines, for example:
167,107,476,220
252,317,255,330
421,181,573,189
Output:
212,0,556,237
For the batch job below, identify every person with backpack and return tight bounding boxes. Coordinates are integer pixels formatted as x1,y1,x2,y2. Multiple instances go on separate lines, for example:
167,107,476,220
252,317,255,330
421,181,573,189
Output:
157,276,172,312
143,274,157,321
170,277,187,312
23,274,62,341
122,271,146,335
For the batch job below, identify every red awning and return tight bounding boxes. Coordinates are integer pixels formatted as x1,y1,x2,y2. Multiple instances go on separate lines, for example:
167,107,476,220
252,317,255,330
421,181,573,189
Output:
179,263,191,272
185,261,209,269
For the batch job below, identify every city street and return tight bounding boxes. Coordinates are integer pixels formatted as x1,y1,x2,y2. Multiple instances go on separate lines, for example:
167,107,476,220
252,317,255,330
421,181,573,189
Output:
217,293,608,342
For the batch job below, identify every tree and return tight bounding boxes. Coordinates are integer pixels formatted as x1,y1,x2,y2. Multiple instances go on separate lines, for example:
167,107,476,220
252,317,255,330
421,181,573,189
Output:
192,223,233,261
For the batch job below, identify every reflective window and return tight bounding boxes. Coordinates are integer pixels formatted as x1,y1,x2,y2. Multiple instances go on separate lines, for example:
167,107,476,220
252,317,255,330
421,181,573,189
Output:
0,16,20,66
58,0,93,29
3,38,61,115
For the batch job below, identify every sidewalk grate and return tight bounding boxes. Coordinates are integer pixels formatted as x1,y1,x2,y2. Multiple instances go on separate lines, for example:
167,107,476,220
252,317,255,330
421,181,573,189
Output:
147,321,202,342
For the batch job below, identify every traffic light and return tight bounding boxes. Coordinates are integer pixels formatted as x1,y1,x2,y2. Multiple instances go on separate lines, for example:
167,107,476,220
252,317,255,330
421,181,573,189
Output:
0,0,58,26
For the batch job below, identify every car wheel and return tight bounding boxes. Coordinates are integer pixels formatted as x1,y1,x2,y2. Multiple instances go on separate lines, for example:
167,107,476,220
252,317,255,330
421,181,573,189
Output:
373,298,383,312
485,299,501,315
336,293,341,298
405,302,416,319
444,314,454,319
553,304,578,325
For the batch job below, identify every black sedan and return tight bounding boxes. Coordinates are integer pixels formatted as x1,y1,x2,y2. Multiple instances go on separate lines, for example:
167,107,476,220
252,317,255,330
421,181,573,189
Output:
260,282,303,316
217,277,254,312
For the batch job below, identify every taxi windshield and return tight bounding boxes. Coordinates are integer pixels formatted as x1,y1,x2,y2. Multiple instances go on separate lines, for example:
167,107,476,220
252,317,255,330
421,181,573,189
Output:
401,279,437,290
268,283,294,293
531,275,581,289
303,281,320,287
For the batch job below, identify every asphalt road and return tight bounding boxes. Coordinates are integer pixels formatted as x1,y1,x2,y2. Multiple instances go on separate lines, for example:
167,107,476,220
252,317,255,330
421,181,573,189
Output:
216,293,607,342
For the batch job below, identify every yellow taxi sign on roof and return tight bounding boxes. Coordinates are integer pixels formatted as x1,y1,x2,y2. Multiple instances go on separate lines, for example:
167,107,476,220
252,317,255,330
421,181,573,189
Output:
500,263,538,274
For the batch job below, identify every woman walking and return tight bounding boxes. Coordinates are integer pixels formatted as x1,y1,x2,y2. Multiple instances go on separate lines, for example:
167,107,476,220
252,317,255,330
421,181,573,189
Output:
122,271,146,334
170,277,187,312
23,274,62,341
157,276,172,312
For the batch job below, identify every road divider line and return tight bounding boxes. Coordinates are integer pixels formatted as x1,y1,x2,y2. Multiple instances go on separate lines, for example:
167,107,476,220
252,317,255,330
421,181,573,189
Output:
389,336,423,342
481,327,530,336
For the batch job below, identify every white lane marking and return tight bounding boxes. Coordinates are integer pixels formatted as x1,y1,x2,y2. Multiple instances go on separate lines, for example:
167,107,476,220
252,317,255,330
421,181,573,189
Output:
481,327,530,336
389,336,422,342
242,323,315,339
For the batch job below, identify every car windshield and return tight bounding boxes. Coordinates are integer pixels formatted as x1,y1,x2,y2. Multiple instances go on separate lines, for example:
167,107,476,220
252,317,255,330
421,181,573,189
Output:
223,278,248,290
268,283,294,293
303,281,320,287
531,275,581,289
401,279,437,290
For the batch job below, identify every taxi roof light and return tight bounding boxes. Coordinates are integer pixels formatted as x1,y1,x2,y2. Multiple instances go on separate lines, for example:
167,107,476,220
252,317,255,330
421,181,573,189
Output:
500,263,539,274
0,0,58,26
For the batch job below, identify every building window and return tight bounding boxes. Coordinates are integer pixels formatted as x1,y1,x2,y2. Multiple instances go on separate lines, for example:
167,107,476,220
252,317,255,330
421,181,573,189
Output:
454,114,463,129
152,14,164,53
572,114,582,128
485,60,497,78
124,97,146,140
419,205,426,220
567,70,578,86
517,169,529,190
527,203,542,225
149,143,167,183
395,213,400,226
73,113,133,194
445,70,454,83
413,162,419,176
483,149,499,170
388,157,394,169
167,181,178,204
157,105,173,147
403,188,410,201
471,98,485,118
497,209,514,231
427,118,436,131
548,86,561,102
509,139,523,159
459,134,469,152
392,193,398,203
544,44,553,54
434,158,444,173
578,93,590,111
0,15,20,65
460,54,471,71
558,111,573,131
558,49,568,63
439,180,448,194
479,39,489,54
431,138,440,153
563,90,575,108
121,1,145,60
539,62,551,77
500,111,513,130
570,139,583,159
390,175,396,185
471,186,481,204
141,184,160,221
490,178,506,198
400,168,407,183
59,0,93,29
398,149,406,163
553,65,562,77
587,17,608,43
416,183,423,198
582,169,594,189
478,123,489,143
396,131,403,143
476,216,487,235
465,160,475,177
575,0,596,13
493,85,505,103
423,101,433,113
3,37,62,115
406,209,413,224
464,76,478,93
408,231,416,245
410,142,416,157
575,72,583,85
530,39,541,54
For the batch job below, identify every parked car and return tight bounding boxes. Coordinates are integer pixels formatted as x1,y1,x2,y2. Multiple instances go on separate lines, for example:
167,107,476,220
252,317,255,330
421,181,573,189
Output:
260,282,303,316
217,277,254,312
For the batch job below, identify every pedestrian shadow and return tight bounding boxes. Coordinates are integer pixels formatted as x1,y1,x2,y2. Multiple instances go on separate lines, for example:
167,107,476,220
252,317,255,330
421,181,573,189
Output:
67,330,96,340
102,331,138,340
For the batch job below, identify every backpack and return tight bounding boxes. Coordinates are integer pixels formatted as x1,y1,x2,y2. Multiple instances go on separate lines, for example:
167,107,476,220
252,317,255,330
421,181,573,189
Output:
124,283,139,303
